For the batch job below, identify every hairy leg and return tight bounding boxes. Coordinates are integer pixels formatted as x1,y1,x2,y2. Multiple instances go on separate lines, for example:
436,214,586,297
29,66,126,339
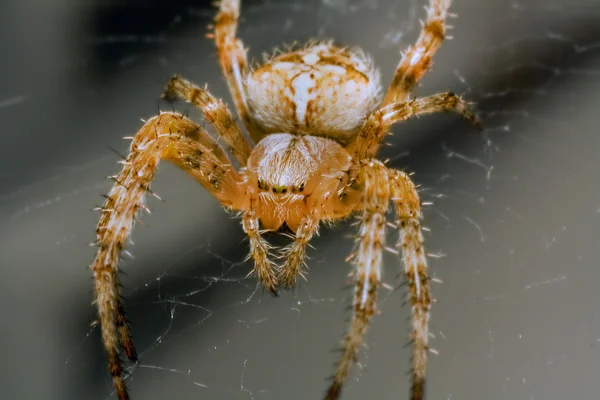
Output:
389,169,431,400
325,160,390,399
211,0,266,143
91,112,242,400
382,0,453,106
352,92,480,163
164,75,253,165
242,211,278,294
279,213,320,288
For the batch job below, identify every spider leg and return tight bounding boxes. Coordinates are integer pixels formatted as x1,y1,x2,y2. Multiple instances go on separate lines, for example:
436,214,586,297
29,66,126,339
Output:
115,299,137,362
212,0,266,143
382,0,452,106
242,210,279,294
352,92,480,163
389,168,431,400
279,213,320,288
325,160,390,400
163,75,253,165
91,112,243,400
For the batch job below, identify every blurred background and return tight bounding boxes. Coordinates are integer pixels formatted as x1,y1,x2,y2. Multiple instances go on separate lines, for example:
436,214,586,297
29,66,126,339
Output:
1,0,600,399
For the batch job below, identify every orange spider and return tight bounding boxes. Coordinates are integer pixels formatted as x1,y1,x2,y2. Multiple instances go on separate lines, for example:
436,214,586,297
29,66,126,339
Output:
89,0,479,399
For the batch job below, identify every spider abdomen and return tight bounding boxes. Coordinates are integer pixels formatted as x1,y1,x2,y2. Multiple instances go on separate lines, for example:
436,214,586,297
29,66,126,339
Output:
246,42,381,142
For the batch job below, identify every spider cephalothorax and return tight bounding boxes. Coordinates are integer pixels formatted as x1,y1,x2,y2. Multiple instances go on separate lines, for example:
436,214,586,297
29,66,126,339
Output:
89,1,479,399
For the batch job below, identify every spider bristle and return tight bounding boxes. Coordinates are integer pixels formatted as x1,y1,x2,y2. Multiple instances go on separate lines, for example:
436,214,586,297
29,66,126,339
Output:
384,246,399,255
386,221,398,229
109,147,128,161
149,190,165,202
426,252,445,259
344,252,357,263
396,280,408,289
141,205,152,214
92,206,114,213
123,250,135,259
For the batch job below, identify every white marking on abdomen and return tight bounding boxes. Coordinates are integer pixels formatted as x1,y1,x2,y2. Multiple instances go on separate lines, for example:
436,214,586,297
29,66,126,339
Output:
291,72,317,125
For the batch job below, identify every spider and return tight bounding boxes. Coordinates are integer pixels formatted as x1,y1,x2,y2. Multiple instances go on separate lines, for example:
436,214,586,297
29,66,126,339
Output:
89,0,479,399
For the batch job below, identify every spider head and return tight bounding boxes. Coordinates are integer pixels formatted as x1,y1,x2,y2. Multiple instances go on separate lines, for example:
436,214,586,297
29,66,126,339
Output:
247,133,351,195
245,133,352,230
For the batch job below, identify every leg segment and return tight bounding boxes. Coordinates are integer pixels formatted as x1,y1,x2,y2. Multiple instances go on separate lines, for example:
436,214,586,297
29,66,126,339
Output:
382,0,452,106
325,161,390,400
389,169,431,400
212,0,266,143
91,112,242,400
352,92,480,163
279,213,320,288
164,75,253,166
242,211,279,294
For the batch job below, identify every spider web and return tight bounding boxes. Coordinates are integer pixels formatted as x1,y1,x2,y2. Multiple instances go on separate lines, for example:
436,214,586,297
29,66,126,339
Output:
1,0,600,399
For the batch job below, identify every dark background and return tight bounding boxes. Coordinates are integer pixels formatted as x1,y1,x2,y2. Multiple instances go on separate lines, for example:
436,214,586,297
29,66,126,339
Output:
1,0,600,399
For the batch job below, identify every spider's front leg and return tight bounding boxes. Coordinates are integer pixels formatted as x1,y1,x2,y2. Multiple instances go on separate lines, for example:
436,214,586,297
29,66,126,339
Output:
91,112,242,400
325,160,390,400
382,0,453,106
389,169,431,400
